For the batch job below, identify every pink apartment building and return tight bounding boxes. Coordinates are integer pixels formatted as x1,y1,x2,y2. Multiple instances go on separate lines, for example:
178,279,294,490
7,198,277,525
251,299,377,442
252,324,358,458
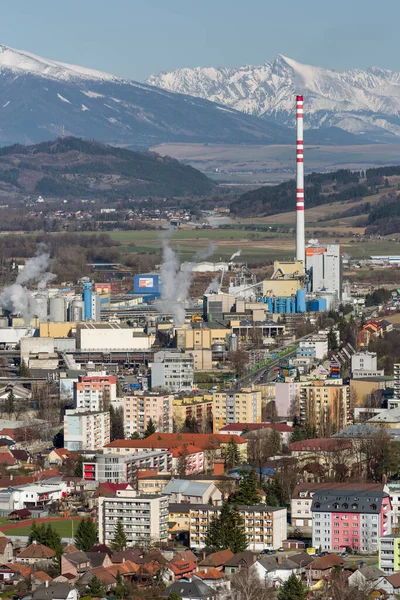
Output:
123,394,173,437
312,487,391,553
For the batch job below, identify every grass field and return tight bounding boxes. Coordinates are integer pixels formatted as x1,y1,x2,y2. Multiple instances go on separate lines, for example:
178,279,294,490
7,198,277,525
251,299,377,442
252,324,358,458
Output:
3,518,82,538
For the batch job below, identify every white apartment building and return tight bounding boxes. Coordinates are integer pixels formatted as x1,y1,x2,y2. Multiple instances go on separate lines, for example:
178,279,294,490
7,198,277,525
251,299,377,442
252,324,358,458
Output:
98,489,169,547
64,409,110,451
74,375,117,412
123,394,173,437
189,504,287,552
83,450,173,483
297,337,328,361
150,350,194,392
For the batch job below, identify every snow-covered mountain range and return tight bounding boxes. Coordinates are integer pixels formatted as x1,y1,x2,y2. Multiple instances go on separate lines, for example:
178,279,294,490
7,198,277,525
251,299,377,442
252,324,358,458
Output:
0,45,293,147
147,55,400,141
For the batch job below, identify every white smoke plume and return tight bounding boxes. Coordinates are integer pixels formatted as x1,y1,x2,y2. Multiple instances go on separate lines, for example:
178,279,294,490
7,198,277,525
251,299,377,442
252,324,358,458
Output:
156,239,192,326
0,247,55,323
205,274,220,294
195,241,217,260
230,249,242,261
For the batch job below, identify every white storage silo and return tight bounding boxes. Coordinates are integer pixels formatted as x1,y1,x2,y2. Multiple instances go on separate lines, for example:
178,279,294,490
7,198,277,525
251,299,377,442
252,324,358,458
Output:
49,296,66,322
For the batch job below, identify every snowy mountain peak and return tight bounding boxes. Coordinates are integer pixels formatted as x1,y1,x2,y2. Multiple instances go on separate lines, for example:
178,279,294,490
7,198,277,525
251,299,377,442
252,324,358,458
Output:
0,44,118,82
146,56,400,141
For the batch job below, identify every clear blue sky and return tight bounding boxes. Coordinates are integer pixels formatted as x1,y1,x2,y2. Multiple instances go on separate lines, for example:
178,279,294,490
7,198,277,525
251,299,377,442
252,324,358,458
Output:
1,0,399,81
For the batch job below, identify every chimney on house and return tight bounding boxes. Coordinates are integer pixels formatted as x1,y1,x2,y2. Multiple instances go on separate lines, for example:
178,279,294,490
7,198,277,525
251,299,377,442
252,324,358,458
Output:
213,459,225,476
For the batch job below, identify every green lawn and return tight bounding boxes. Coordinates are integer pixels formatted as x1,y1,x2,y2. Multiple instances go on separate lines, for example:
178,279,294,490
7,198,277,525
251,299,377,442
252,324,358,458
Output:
5,519,82,538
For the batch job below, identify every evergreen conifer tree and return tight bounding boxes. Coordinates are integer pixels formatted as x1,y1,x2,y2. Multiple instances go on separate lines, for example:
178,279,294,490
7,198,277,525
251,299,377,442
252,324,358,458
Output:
75,517,98,551
277,573,306,600
230,469,260,505
87,575,103,597
144,418,156,438
112,519,127,552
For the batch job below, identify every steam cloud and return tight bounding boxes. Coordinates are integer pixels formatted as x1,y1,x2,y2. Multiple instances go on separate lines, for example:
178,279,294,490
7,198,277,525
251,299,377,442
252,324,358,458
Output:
205,274,220,294
156,239,192,326
195,241,216,260
0,248,55,323
230,249,242,261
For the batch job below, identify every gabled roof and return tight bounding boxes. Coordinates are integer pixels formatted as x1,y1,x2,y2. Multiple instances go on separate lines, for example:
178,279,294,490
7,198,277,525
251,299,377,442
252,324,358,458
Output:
112,549,143,564
198,549,234,567
17,542,56,559
32,582,73,600
89,543,113,556
0,536,12,553
356,565,385,581
194,569,225,580
10,449,29,461
107,561,139,577
167,581,216,599
32,571,52,583
170,445,203,458
7,562,32,579
224,551,255,568
63,544,79,554
168,558,197,576
306,554,345,570
90,565,116,586
257,556,298,572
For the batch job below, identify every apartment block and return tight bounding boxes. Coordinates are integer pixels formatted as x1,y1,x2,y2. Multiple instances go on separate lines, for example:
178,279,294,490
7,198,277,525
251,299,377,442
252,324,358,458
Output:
297,337,328,361
213,388,262,433
98,489,169,546
394,363,400,402
312,488,391,553
300,380,351,435
172,395,213,431
188,504,287,552
379,535,400,574
83,450,173,483
64,409,110,451
150,350,194,392
123,394,173,437
74,374,117,411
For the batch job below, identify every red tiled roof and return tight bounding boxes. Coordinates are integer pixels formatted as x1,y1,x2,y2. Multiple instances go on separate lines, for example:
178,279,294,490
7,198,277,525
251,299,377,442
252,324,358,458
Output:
290,438,353,452
168,558,197,576
386,573,400,588
219,423,293,433
0,536,11,552
136,469,160,479
34,469,62,480
105,433,247,450
107,561,139,577
0,454,16,466
52,449,71,459
90,566,117,585
8,563,32,578
32,571,52,583
195,569,225,580
0,476,35,487
170,445,203,458
17,542,56,559
64,544,79,554
307,554,345,571
198,549,234,567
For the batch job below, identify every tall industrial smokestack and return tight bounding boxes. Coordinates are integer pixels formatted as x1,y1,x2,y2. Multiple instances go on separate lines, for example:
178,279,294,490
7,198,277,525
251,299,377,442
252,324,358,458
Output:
296,95,305,263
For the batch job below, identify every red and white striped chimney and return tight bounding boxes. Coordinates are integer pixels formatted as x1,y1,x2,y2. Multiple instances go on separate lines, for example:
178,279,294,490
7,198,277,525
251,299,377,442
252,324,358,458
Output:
296,94,305,263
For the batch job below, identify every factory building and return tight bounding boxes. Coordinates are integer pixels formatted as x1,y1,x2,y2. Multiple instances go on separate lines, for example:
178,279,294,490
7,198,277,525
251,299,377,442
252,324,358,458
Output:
76,323,155,351
306,244,342,304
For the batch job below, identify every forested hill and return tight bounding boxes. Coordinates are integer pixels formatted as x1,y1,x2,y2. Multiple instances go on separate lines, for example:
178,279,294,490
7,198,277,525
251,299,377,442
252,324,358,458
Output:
0,137,215,200
230,167,400,218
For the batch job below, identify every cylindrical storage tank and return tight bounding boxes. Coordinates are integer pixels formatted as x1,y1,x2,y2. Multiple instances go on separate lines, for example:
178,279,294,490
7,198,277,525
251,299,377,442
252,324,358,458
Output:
285,298,291,313
277,298,285,314
35,294,49,321
318,298,327,311
229,333,238,352
267,297,273,312
70,299,84,322
0,317,9,327
309,299,319,312
291,298,296,313
83,283,92,320
212,343,226,353
49,296,66,322
296,289,306,313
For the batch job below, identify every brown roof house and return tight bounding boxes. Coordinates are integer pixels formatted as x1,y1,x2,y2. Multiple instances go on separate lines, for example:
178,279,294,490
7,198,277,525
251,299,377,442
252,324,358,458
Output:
61,551,112,578
305,554,345,581
31,571,53,590
198,550,234,572
16,541,56,566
